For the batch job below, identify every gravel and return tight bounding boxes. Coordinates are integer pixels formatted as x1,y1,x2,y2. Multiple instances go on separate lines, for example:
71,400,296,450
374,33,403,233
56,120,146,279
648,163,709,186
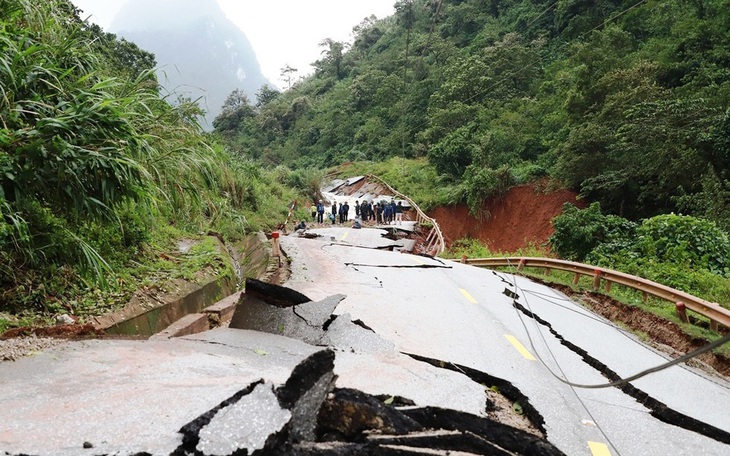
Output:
0,336,65,362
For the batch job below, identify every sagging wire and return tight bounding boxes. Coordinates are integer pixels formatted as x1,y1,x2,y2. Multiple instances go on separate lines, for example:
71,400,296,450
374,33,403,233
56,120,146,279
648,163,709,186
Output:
516,284,641,335
497,261,730,389
502,259,624,456
492,268,730,391
519,281,730,388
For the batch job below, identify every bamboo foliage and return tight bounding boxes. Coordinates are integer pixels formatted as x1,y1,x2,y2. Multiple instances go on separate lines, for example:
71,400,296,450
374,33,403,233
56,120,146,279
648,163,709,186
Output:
0,0,261,295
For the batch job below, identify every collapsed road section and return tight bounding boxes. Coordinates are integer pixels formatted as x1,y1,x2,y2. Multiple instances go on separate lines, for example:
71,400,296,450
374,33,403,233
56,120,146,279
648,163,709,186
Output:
215,278,565,455
0,277,563,456
3,225,729,455
277,228,730,455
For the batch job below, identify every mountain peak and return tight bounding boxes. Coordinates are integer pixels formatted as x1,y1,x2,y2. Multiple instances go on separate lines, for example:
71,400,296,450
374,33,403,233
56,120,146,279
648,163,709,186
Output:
111,0,226,32
109,0,271,130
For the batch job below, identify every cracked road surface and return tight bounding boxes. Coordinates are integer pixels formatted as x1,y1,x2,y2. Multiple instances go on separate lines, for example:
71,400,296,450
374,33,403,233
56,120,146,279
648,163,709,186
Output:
281,227,730,455
1,226,728,455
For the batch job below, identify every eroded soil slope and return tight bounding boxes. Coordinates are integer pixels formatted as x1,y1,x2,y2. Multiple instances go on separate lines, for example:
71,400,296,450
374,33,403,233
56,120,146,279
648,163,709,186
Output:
429,181,585,252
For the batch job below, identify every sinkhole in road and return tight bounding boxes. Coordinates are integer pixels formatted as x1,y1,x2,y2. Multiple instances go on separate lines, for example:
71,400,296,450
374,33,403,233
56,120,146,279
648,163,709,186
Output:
218,278,567,455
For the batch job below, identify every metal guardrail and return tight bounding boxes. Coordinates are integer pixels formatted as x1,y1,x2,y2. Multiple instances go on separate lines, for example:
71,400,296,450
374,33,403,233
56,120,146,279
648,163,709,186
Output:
464,256,730,331
367,174,446,255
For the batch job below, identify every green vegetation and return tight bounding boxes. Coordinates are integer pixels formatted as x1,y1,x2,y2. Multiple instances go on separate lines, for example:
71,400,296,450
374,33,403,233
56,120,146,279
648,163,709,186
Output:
213,0,730,231
210,0,730,345
2,0,729,341
446,205,730,348
549,204,730,307
444,238,549,260
0,0,301,330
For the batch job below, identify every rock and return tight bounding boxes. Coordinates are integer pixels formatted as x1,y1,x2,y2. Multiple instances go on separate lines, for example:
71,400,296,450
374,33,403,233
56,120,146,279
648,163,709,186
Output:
55,314,75,325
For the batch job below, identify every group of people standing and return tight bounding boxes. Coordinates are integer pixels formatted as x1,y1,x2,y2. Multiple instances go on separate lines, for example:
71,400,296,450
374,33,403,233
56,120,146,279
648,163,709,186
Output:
311,198,404,225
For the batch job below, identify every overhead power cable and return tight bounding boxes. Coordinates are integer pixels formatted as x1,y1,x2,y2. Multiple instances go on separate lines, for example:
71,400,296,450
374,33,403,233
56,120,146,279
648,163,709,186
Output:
498,258,730,389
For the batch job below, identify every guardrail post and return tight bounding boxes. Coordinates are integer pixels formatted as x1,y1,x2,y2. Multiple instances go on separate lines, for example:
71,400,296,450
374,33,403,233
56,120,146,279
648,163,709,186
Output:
604,281,612,293
592,269,602,290
544,267,552,276
461,255,467,264
675,302,689,323
271,231,281,267
642,291,649,303
572,273,581,285
710,320,719,332
517,258,526,272
425,228,435,243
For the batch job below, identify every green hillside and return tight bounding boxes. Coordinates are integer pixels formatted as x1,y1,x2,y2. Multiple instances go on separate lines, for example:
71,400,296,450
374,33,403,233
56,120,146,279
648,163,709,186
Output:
0,0,298,328
1,0,729,332
214,0,730,229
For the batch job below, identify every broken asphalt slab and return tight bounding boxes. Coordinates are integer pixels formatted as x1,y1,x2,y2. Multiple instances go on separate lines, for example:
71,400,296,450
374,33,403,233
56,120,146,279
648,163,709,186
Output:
278,233,730,455
229,278,345,345
0,277,568,455
0,328,322,456
297,226,410,251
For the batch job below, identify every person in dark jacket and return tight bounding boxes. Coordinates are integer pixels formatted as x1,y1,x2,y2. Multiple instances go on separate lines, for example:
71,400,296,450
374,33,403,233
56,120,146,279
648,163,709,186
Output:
316,200,325,224
395,201,403,225
331,201,338,224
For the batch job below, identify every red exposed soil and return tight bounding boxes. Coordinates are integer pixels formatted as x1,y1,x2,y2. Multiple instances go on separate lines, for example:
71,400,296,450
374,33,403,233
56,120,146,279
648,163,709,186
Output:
429,181,585,252
1,323,104,340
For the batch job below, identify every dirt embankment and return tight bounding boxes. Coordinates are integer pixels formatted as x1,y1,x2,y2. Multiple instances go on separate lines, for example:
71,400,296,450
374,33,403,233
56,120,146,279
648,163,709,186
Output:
429,181,585,252
426,183,730,376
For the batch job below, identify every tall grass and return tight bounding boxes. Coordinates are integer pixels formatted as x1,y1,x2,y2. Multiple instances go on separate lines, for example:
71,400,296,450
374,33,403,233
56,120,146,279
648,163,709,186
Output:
0,0,300,322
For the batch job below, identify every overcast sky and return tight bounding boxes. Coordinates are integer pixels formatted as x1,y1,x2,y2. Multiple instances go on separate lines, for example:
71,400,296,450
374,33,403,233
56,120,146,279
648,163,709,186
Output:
71,0,396,89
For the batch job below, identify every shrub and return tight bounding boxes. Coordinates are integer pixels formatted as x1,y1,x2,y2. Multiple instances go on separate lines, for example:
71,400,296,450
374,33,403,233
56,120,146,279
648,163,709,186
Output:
621,214,728,276
549,202,637,261
462,164,515,218
445,238,492,259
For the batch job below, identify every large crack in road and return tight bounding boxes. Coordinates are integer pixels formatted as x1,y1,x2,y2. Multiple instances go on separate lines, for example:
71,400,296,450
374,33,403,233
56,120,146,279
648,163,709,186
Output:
504,288,730,445
215,279,567,455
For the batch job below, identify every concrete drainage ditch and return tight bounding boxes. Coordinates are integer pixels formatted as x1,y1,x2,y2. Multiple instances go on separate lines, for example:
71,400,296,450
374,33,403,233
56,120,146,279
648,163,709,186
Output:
93,232,276,338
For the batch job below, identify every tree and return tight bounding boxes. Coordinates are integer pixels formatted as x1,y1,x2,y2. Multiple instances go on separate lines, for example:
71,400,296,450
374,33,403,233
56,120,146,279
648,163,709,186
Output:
315,38,346,80
255,85,280,108
549,203,637,262
212,89,255,133
280,65,298,89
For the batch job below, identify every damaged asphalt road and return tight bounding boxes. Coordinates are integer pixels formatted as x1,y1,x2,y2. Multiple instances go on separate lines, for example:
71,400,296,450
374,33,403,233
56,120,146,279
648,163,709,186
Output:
0,276,564,456
1,226,729,455
279,228,730,455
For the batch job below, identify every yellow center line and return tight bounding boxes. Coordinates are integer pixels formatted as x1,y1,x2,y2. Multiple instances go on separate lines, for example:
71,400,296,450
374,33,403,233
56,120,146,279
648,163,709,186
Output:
588,441,611,456
504,334,536,361
459,288,478,304
411,255,428,265
341,230,349,241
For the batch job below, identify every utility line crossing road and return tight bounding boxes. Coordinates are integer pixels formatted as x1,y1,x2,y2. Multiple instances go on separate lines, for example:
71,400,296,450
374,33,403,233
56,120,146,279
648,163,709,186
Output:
1,226,728,455
284,226,730,455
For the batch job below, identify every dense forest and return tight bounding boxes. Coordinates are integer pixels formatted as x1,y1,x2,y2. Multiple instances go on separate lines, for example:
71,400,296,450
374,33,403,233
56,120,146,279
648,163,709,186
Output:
214,0,730,230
